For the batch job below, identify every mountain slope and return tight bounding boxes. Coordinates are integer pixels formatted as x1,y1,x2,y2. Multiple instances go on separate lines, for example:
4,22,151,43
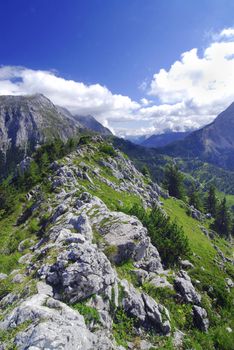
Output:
0,136,233,349
0,94,111,177
74,114,112,135
141,131,191,148
160,102,234,170
0,94,82,176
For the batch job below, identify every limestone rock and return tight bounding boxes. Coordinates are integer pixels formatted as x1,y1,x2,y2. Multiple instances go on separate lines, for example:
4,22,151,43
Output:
180,260,194,270
193,305,209,332
174,270,201,304
0,273,7,280
0,294,97,350
44,242,117,303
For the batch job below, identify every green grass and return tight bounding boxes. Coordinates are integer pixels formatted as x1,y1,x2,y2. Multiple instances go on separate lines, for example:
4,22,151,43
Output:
217,191,234,211
115,260,139,286
161,197,234,347
0,320,32,349
72,302,100,325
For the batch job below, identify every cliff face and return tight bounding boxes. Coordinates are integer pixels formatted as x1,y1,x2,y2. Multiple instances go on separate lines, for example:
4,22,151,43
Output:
0,137,223,350
0,94,81,151
0,94,81,176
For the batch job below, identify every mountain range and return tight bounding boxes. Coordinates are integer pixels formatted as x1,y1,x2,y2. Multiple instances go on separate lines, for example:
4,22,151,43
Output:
141,131,191,148
1,94,234,177
159,102,234,171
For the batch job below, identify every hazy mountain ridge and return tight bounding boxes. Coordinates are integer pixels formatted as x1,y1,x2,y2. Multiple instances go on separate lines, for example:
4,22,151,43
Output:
141,131,191,148
160,102,234,170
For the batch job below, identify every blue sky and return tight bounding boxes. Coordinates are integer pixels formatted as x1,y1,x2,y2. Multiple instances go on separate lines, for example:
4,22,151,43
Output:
1,0,234,136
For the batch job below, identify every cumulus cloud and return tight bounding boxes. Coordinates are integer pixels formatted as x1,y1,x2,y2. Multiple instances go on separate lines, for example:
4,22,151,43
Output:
0,66,140,133
146,28,234,133
219,27,234,38
1,27,234,137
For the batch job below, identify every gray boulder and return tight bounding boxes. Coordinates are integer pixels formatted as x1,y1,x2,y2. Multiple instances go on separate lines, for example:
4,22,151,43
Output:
193,305,209,332
0,293,96,350
44,242,116,303
174,270,201,304
180,260,194,270
120,280,171,335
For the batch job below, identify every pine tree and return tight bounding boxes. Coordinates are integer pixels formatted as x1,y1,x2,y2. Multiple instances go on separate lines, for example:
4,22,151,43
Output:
205,185,217,216
164,163,185,199
213,198,231,237
188,185,203,211
141,165,150,177
231,219,234,237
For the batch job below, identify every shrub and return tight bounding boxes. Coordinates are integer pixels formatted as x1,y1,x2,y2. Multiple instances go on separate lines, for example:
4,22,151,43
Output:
99,144,116,157
127,204,191,267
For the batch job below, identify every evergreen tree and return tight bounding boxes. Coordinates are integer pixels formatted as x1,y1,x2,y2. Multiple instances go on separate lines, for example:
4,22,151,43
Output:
213,198,231,237
164,163,185,199
189,189,203,212
231,218,234,237
205,185,217,216
141,165,150,177
0,180,16,216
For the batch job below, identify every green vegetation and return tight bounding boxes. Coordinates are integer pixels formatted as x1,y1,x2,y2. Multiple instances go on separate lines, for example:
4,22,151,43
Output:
188,184,204,212
112,307,136,347
104,244,118,261
162,197,234,347
116,260,139,286
99,143,116,156
213,197,232,237
164,163,185,199
0,320,32,350
205,185,217,216
125,203,190,267
72,302,100,325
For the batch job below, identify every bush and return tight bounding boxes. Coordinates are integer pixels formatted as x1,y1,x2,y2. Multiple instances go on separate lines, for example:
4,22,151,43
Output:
99,144,116,157
127,204,191,267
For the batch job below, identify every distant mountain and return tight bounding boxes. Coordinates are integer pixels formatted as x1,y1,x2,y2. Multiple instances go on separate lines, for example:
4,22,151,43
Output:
125,135,148,145
73,114,112,136
0,94,111,177
141,131,191,148
0,94,82,175
160,102,234,171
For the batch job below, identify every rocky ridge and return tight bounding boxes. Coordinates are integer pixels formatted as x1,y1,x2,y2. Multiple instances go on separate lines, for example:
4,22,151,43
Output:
0,138,212,349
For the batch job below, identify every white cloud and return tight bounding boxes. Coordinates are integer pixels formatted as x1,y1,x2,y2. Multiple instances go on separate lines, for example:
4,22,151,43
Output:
147,28,234,133
1,27,234,137
0,66,140,133
219,27,234,38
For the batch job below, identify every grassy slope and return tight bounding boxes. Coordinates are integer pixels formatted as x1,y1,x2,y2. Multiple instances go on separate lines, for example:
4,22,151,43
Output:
162,197,234,349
